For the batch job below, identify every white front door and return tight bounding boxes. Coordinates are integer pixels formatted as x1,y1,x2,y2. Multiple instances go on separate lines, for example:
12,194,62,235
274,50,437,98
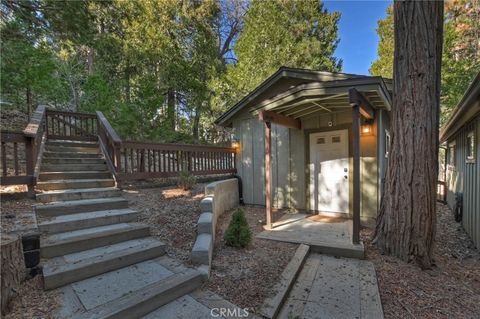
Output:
308,129,349,214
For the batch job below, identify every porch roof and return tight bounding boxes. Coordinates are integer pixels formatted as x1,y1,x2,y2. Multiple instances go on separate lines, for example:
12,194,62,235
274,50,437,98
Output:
216,67,392,126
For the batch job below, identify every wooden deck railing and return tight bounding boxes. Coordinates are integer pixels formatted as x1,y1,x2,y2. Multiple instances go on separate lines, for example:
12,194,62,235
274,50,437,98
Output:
46,109,97,141
96,111,236,181
1,107,236,191
1,105,47,195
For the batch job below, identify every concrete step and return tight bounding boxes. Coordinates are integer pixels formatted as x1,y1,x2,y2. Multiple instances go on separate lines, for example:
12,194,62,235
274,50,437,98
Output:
42,157,106,165
38,208,138,233
43,151,102,158
36,187,121,203
43,238,167,290
39,171,112,181
35,197,129,217
37,179,115,191
47,140,98,148
41,223,150,258
76,269,205,318
41,163,108,172
45,146,101,154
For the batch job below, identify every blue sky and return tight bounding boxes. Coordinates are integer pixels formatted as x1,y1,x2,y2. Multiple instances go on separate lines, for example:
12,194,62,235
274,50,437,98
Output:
324,0,392,75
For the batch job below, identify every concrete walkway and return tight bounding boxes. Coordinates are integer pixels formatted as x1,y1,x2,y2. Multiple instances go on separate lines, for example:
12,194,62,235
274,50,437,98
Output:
278,253,383,319
257,213,364,258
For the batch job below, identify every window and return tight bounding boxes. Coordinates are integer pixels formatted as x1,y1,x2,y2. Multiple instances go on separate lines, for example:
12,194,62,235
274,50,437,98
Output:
385,130,391,158
332,136,341,143
317,137,325,144
467,132,475,163
448,143,456,166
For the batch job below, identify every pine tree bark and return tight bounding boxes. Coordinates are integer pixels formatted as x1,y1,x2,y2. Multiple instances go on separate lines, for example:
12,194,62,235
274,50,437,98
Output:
167,89,176,131
374,0,443,269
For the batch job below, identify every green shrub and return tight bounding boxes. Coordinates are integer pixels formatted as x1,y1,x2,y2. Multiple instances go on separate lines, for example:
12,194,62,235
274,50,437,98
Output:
224,208,252,248
177,170,196,190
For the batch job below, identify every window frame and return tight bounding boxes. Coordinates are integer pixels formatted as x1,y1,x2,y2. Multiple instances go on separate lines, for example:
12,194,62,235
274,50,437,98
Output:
385,130,391,159
466,131,476,163
448,141,456,167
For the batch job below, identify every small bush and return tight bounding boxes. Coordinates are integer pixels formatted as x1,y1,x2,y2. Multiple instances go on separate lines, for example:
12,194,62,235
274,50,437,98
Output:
224,208,252,248
177,170,196,190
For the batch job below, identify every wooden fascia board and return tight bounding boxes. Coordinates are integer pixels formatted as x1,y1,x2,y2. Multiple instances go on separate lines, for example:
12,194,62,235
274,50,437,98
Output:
258,110,301,130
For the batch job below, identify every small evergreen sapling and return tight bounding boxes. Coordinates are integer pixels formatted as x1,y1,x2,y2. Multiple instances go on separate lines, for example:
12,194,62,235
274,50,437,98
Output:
224,208,252,248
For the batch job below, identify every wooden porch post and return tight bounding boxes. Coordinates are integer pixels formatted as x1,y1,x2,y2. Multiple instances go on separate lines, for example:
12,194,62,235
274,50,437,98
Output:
265,121,272,230
352,105,361,244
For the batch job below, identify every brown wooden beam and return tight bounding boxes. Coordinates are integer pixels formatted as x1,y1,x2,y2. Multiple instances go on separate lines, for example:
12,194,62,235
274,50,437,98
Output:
264,121,273,230
349,88,375,119
259,110,301,130
352,105,361,244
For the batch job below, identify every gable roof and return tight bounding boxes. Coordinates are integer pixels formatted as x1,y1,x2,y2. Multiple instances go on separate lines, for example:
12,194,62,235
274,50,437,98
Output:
440,72,480,143
215,67,392,126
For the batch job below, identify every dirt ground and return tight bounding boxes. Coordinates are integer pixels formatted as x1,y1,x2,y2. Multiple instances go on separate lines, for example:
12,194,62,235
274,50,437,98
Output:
123,183,206,262
204,206,298,313
363,202,480,319
1,196,60,319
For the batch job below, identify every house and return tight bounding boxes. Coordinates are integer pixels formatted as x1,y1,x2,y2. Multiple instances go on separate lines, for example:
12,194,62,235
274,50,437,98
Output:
216,67,392,244
440,72,480,249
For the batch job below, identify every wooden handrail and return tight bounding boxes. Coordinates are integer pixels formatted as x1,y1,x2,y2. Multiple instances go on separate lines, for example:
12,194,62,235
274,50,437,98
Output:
96,111,121,144
23,105,46,138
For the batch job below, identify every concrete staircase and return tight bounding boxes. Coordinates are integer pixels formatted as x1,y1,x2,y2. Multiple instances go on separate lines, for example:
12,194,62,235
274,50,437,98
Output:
35,139,206,318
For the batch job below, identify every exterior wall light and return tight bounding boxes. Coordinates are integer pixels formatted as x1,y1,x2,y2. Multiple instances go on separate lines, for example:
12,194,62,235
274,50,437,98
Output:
231,137,240,153
361,119,374,136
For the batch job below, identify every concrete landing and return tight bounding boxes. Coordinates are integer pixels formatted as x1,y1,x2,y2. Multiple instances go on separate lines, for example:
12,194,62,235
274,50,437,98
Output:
278,254,383,319
257,214,364,258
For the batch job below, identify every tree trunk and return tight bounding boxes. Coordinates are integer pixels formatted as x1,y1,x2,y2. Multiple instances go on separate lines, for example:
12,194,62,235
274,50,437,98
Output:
192,108,201,142
26,87,32,116
167,89,176,131
374,0,443,269
1,234,25,315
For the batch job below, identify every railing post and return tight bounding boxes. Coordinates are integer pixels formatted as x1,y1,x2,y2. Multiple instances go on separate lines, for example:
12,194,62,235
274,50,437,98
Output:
25,136,35,198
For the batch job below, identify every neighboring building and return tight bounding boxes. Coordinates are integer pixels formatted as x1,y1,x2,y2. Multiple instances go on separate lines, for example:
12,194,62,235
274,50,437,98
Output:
216,67,392,241
440,72,480,249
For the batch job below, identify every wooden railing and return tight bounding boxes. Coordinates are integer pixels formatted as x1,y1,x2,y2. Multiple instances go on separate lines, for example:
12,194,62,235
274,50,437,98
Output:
0,131,34,186
115,141,236,181
1,105,47,195
1,107,236,191
46,109,97,141
96,111,236,181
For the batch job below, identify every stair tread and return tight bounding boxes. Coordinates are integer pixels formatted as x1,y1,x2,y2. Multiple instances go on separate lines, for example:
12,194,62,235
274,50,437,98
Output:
37,178,114,184
38,187,119,195
77,268,203,319
39,170,110,174
36,197,126,209
42,222,148,246
39,208,137,225
43,237,164,274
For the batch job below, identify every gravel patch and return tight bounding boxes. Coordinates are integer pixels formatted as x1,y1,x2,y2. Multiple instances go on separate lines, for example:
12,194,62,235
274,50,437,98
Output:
363,202,480,319
204,206,298,314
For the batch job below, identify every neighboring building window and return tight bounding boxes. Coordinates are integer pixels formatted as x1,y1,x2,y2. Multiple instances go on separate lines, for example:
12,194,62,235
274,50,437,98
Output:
467,131,475,163
385,130,391,158
448,143,456,166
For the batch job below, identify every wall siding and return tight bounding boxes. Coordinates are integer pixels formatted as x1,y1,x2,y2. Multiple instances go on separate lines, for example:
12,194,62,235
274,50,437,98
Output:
445,115,480,248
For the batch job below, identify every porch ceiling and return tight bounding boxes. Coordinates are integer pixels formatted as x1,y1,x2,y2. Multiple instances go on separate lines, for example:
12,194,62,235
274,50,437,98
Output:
250,78,391,120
